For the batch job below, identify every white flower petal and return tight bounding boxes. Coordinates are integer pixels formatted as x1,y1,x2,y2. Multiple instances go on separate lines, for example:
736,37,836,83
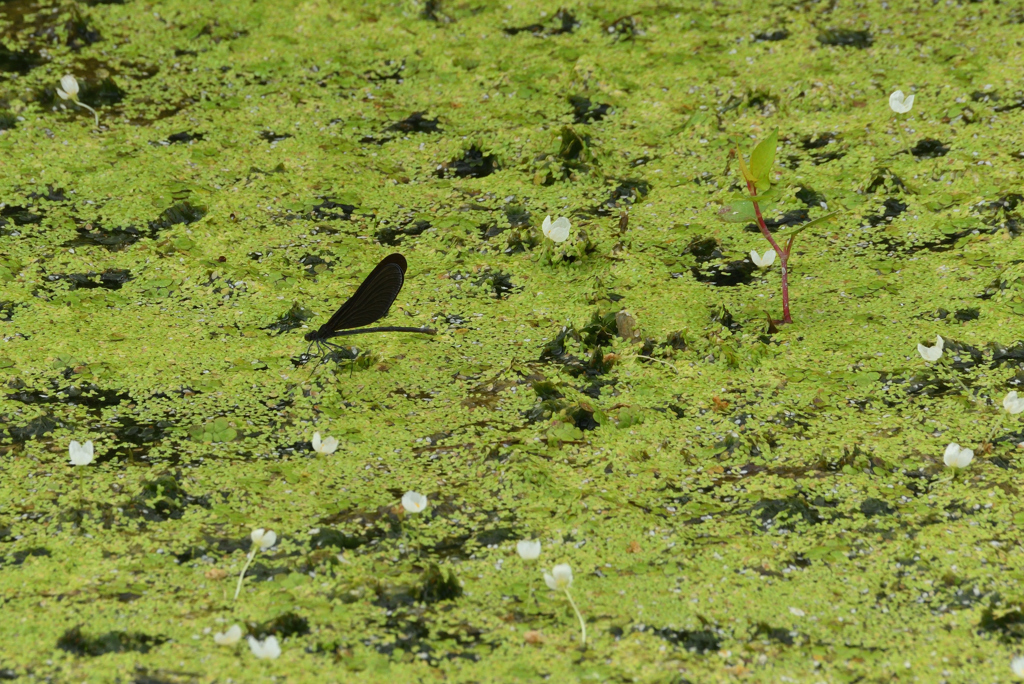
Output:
889,89,914,114
214,624,242,645
516,540,541,560
247,635,281,659
259,530,277,550
1012,655,1024,677
943,443,973,469
750,249,776,268
402,491,427,513
321,436,339,454
917,336,943,362
59,75,79,99
542,215,571,243
311,432,322,451
1004,391,1024,415
545,563,573,590
69,440,94,466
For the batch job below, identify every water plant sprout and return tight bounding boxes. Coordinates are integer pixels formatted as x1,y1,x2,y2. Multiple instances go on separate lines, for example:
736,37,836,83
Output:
543,563,586,647
56,75,100,128
722,129,838,324
234,528,277,600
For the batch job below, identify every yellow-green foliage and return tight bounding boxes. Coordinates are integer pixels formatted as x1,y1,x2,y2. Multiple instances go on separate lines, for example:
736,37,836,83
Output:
1,0,1024,681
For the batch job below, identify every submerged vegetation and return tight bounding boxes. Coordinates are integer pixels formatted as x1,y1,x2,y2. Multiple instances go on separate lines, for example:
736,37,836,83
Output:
1,0,1024,681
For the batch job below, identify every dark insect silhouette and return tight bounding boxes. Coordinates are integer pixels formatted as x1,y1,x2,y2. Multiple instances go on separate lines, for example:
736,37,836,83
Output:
303,253,435,377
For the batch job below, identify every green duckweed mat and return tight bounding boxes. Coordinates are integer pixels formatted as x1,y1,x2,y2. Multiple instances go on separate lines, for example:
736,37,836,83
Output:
2,0,1024,681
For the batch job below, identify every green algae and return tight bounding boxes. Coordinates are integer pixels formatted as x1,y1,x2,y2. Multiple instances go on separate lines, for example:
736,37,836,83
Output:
1,0,1024,681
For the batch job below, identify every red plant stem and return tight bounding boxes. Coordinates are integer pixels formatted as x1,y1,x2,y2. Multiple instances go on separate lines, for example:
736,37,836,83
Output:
746,179,792,324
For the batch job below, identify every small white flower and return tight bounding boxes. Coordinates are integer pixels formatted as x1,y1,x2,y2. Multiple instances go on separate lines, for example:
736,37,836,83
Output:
311,431,338,455
541,215,571,243
402,491,428,513
1004,391,1024,416
917,335,943,362
789,607,805,617
57,74,80,101
1012,655,1024,678
247,635,281,660
69,440,94,466
543,563,573,591
943,442,973,469
750,249,776,268
250,528,277,551
517,540,541,560
889,90,914,114
213,624,242,646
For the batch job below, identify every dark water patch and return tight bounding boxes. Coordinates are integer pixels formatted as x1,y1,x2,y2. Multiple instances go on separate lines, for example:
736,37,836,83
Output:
971,90,999,103
310,527,379,551
64,224,145,251
474,270,519,299
0,42,42,73
436,145,497,179
978,605,1024,642
265,302,313,335
307,198,355,221
743,208,809,233
569,95,612,124
503,9,579,36
474,527,515,547
753,29,789,42
864,168,907,195
64,10,103,49
364,58,404,83
860,498,895,518
164,131,204,144
7,382,128,409
816,28,872,48
421,0,453,24
650,626,722,653
690,259,756,287
975,193,1023,236
3,547,50,566
375,218,430,246
0,110,18,130
750,622,797,646
250,612,310,640
125,473,209,522
299,254,329,276
149,201,206,231
57,627,167,656
27,185,68,202
796,186,827,208
387,111,441,134
46,269,131,290
865,198,907,227
910,138,949,159
258,130,292,143
751,496,827,532
6,415,61,442
990,342,1024,367
1,203,42,229
801,133,837,150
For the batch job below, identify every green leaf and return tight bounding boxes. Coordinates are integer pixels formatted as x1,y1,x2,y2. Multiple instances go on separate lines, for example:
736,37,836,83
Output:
748,129,778,192
718,201,757,223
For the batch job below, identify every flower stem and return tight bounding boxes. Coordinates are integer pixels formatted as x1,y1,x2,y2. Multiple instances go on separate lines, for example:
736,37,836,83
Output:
73,100,100,128
234,548,257,600
894,117,912,155
746,179,792,324
563,588,586,647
